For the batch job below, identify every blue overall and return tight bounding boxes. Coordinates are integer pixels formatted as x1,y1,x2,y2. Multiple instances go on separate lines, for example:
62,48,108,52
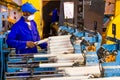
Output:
6,17,47,54
51,8,59,23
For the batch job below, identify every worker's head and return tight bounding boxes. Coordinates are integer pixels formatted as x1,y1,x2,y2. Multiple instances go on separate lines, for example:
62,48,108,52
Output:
21,2,38,21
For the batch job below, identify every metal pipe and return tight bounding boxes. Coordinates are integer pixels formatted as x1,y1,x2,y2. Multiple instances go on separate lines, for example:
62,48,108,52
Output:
9,53,84,59
6,73,64,79
6,70,56,75
41,76,89,80
48,35,71,40
8,62,74,68
39,62,73,68
59,65,101,77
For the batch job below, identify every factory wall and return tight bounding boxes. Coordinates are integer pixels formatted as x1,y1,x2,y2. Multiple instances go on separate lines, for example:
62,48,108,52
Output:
59,0,77,26
8,9,21,22
59,0,105,34
84,0,105,34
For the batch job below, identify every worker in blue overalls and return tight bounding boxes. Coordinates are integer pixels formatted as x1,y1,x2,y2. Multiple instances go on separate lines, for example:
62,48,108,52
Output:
6,2,47,54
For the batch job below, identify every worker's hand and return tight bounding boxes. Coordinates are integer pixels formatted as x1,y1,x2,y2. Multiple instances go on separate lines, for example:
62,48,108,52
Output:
26,41,36,48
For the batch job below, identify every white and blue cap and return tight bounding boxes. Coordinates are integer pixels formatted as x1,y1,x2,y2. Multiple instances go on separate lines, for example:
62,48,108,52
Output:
21,2,38,14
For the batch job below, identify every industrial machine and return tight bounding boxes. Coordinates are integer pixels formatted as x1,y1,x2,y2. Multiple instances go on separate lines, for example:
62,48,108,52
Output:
2,24,120,80
0,0,120,79
5,35,85,79
4,34,102,80
58,21,102,66
97,23,120,77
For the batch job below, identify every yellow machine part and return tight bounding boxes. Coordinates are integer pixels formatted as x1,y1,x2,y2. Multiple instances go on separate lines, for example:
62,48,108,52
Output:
105,0,120,44
105,55,116,62
115,0,120,16
22,0,43,38
87,45,96,52
106,14,120,44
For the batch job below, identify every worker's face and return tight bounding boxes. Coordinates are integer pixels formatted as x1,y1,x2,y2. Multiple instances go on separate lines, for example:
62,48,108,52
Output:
23,12,34,21
23,12,31,16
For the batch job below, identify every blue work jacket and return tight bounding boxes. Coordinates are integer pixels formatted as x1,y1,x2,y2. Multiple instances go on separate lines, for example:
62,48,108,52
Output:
6,17,47,54
52,8,59,23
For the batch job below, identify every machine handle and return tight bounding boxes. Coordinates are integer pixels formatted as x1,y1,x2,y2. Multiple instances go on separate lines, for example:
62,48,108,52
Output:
94,21,97,31
112,23,116,38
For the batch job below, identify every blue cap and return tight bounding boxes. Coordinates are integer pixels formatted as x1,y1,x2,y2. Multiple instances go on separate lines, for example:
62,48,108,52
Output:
21,2,38,14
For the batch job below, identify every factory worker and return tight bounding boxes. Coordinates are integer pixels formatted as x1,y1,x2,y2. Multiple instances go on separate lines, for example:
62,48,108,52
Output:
6,2,47,54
